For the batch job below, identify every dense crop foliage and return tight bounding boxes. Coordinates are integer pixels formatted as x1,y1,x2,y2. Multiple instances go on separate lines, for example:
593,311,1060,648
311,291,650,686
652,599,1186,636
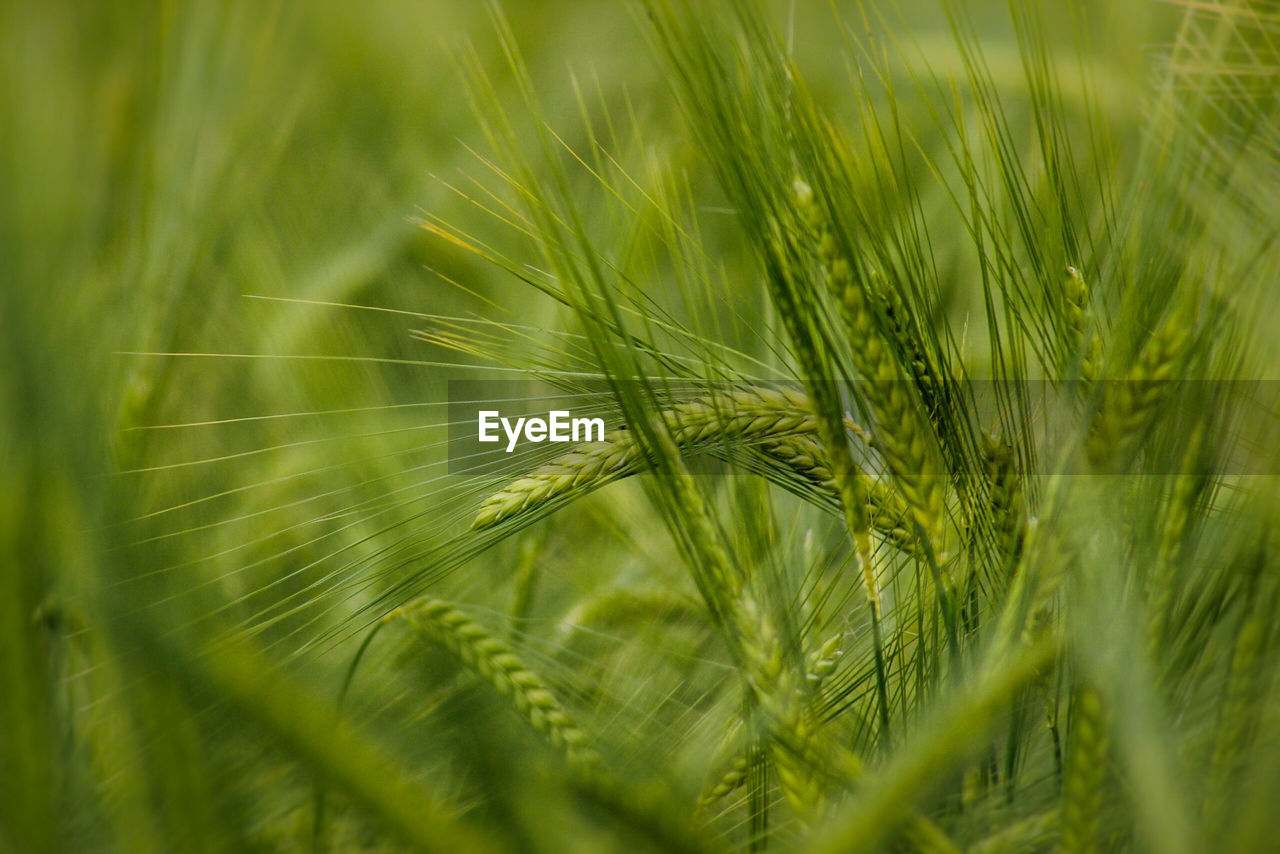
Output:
3,1,1279,852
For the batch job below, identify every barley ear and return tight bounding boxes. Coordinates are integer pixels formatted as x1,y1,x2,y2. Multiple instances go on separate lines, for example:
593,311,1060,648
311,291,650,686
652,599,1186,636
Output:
472,386,817,531
387,598,599,770
805,632,844,693
696,632,843,818
1062,266,1102,387
793,177,945,550
556,588,705,644
1203,580,1274,835
1145,428,1206,660
1058,684,1109,854
867,270,950,428
695,752,750,814
1086,305,1195,470
753,435,917,554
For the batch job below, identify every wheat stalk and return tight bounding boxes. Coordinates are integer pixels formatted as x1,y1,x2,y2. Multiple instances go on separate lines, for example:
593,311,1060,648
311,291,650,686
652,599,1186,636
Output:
387,598,600,770
980,431,1025,565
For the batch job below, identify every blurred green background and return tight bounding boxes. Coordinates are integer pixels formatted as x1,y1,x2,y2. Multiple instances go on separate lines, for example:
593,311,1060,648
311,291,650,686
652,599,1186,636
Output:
0,1,1225,852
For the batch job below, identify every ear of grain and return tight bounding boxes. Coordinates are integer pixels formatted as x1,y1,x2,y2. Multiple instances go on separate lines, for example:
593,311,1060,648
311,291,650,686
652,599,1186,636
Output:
1063,267,1088,354
1062,266,1102,386
1145,429,1207,660
1203,580,1274,836
868,270,950,428
981,431,1025,565
695,752,750,814
472,386,816,530
387,598,600,770
1059,684,1109,854
753,435,917,554
793,178,946,549
730,595,825,817
805,632,844,693
555,588,705,644
1086,306,1195,470
697,631,844,816
709,625,961,853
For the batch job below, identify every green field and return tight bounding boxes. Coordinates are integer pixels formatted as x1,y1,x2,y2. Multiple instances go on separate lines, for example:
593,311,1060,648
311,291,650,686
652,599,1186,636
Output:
3,1,1279,852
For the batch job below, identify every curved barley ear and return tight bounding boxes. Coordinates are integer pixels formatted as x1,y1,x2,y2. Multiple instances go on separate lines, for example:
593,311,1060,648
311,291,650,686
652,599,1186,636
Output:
387,598,599,770
792,178,946,549
753,435,917,554
1059,684,1109,854
472,386,817,530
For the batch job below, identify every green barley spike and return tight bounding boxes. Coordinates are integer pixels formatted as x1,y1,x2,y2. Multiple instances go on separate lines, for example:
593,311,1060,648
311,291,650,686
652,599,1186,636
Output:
793,177,945,550
981,430,1025,565
754,434,917,554
695,751,749,815
1063,267,1101,384
388,598,600,770
473,386,817,530
1203,586,1272,835
1059,685,1109,854
1145,427,1205,661
1086,304,1195,470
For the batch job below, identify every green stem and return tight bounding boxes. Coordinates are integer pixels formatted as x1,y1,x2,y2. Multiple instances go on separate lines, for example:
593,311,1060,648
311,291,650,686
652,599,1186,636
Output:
869,603,893,749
